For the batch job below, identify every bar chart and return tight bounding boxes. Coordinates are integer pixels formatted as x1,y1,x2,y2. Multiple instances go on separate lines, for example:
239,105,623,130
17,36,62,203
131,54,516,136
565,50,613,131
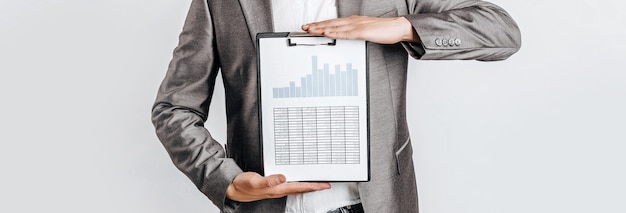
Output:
273,56,359,98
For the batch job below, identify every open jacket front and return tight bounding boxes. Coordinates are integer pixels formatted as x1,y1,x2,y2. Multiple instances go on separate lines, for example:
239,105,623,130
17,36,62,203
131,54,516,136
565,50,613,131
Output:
152,0,521,212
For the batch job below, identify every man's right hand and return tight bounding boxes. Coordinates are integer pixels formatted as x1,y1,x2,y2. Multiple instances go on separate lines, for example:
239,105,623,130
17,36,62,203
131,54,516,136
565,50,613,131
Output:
226,172,331,202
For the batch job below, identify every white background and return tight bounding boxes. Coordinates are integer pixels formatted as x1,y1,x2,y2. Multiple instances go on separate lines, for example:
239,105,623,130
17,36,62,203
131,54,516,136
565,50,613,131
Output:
1,0,624,212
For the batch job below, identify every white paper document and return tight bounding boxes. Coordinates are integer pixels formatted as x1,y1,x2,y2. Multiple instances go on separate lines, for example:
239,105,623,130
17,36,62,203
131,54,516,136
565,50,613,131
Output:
257,33,369,182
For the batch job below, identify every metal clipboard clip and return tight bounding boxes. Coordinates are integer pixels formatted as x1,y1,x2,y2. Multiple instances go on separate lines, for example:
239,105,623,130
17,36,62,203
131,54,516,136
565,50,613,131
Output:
287,32,337,46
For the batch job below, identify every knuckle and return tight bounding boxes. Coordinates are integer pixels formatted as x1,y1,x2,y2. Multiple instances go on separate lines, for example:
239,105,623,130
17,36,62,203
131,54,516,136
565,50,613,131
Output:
266,192,282,199
343,32,351,39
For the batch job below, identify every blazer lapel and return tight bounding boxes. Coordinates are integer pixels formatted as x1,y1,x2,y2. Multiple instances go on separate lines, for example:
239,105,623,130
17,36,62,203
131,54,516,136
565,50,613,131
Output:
239,0,273,47
336,0,362,17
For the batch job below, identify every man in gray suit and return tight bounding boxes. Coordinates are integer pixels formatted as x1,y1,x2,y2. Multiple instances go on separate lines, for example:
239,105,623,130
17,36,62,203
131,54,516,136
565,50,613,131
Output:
152,0,520,212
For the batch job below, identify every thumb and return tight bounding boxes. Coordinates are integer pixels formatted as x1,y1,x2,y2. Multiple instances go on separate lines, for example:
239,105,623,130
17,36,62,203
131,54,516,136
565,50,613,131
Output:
264,174,287,187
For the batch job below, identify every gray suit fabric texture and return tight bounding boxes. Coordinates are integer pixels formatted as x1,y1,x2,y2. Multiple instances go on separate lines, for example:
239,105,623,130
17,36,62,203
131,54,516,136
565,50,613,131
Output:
151,0,521,212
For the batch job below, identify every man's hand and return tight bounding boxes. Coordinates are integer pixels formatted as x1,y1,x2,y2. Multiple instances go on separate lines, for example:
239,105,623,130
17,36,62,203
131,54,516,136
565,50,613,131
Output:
302,16,419,44
226,172,331,202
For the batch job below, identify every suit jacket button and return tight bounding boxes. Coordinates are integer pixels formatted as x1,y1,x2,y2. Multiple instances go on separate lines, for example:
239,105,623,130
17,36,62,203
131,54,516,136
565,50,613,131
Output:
442,39,449,47
435,38,442,46
455,38,461,46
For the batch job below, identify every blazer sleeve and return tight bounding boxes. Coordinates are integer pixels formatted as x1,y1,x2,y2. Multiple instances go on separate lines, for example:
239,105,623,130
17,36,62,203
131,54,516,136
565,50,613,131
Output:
151,0,243,211
402,0,522,61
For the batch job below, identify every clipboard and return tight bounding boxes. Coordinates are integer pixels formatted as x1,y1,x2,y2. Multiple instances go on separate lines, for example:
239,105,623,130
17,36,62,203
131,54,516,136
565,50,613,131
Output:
257,32,370,182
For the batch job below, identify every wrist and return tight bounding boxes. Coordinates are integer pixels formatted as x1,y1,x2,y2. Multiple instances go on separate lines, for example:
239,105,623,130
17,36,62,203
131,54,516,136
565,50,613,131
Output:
397,17,419,43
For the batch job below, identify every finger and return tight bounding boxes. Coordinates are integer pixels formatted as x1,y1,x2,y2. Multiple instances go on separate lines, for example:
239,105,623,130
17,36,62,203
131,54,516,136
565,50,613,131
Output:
323,30,359,40
313,16,366,26
269,182,331,196
263,174,287,187
241,172,269,189
306,24,356,38
306,19,343,28
305,17,354,31
304,24,333,35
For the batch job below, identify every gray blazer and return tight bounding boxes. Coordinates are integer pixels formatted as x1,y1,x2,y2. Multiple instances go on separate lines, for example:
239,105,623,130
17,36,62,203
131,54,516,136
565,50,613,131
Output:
152,0,521,212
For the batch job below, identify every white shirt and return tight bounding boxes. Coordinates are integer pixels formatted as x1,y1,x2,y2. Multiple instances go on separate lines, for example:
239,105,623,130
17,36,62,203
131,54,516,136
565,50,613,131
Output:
272,0,337,32
271,1,361,212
